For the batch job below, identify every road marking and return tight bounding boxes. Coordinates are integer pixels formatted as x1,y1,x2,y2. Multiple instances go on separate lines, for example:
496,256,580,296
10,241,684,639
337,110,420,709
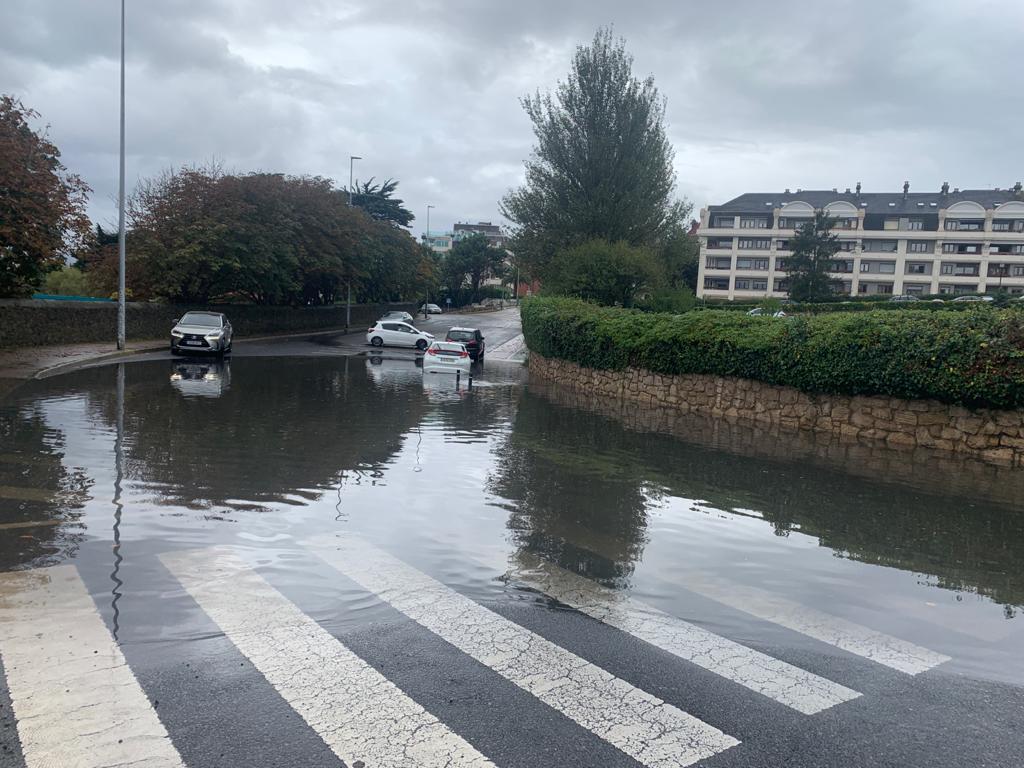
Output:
673,572,951,675
304,535,739,768
161,547,494,768
0,565,184,768
506,553,861,714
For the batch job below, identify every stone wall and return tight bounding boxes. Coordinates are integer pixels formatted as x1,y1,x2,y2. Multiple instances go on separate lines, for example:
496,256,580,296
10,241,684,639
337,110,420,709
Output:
529,353,1024,468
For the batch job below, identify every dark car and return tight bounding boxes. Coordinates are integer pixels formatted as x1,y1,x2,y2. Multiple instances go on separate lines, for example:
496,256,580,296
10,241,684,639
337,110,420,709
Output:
445,326,485,361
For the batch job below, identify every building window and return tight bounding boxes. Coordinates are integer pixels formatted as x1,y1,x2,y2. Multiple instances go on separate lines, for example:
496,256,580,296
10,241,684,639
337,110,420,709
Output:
883,219,899,231
738,238,771,249
943,243,982,254
945,220,983,231
703,277,729,290
862,240,898,252
860,262,870,273
705,257,731,269
941,263,979,276
778,217,810,229
736,257,769,270
1013,265,1024,277
904,283,928,295
905,219,923,231
773,279,790,292
751,279,768,291
837,240,856,251
775,239,791,250
707,238,733,249
879,262,896,274
908,241,931,253
739,217,769,229
735,279,750,290
713,216,735,228
906,262,931,275
775,259,789,272
830,260,853,273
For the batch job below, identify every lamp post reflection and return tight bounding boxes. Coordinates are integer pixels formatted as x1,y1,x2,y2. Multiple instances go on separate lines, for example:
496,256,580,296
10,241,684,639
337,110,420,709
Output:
110,362,125,640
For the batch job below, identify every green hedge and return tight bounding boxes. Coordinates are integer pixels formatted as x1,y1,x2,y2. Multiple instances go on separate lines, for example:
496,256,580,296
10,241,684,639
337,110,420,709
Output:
522,297,1024,409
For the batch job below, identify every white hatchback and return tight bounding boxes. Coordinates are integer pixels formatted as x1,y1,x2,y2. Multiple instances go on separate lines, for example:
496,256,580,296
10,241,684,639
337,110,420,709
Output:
366,321,435,350
422,341,471,374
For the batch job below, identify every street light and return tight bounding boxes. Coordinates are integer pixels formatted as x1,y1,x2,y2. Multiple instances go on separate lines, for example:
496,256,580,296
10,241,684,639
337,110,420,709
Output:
999,263,1008,291
346,155,361,327
116,0,126,350
424,205,435,319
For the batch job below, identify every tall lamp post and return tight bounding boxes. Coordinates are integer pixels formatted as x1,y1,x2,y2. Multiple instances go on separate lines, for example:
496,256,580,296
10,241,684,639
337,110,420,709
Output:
999,263,1008,292
116,0,127,350
424,205,435,319
346,155,361,327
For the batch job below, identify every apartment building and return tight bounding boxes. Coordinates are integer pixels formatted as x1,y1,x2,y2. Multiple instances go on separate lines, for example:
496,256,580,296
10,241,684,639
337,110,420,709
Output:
422,231,453,253
453,221,506,248
697,183,1024,299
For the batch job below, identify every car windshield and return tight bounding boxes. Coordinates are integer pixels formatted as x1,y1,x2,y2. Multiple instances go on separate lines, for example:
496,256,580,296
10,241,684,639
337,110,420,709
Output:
447,330,475,341
179,312,221,328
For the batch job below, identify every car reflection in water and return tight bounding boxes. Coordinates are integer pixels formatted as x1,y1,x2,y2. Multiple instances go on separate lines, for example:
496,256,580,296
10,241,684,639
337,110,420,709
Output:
365,356,472,401
169,360,232,398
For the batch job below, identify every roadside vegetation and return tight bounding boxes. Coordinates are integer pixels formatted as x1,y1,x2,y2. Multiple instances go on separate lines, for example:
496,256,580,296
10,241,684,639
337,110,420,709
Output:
522,297,1024,409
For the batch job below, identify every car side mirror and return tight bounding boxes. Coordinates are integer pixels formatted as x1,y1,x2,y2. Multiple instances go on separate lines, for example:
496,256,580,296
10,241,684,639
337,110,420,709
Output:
172,317,180,324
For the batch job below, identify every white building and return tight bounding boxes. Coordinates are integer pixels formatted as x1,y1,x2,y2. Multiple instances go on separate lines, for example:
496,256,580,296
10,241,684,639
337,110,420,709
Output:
422,231,453,253
697,183,1024,299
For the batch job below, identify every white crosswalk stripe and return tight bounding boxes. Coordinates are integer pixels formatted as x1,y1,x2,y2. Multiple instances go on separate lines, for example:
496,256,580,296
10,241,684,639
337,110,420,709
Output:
161,547,495,768
505,552,861,714
0,565,184,768
303,534,740,768
670,570,951,675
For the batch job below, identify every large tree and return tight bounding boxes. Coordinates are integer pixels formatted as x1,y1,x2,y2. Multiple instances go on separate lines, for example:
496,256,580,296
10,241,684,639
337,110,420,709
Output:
345,177,414,228
500,28,689,278
787,211,841,301
442,233,506,294
0,95,91,297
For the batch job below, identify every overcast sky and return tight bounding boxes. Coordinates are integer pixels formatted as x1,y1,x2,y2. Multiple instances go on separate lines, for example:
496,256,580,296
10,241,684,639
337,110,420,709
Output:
3,0,1022,237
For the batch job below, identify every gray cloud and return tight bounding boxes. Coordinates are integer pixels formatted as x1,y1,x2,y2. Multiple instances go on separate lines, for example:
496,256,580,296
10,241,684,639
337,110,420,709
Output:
2,0,1021,237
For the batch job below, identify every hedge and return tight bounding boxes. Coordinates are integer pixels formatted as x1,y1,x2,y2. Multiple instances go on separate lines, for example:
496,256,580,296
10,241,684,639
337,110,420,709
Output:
0,299,417,349
521,297,1024,409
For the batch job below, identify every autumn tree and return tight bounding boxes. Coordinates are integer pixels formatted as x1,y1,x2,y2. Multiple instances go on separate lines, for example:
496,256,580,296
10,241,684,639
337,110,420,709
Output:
0,95,91,297
500,29,690,280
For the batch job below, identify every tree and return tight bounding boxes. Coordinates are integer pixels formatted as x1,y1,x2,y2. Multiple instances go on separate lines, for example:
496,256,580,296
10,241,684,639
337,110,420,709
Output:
500,28,689,279
788,211,841,301
441,233,506,299
0,95,91,297
656,224,700,291
543,239,664,307
345,177,414,228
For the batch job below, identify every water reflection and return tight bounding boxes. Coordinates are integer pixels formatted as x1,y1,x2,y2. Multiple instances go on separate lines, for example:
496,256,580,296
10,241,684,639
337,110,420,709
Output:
169,359,232,399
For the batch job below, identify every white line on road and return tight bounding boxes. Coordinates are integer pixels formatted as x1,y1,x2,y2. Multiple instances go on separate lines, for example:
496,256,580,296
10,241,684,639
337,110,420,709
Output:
304,535,739,768
161,547,493,768
0,565,184,768
673,572,951,675
507,553,861,714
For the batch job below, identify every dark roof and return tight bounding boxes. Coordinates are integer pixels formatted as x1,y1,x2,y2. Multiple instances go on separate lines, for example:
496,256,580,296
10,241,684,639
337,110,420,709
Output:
712,189,1020,216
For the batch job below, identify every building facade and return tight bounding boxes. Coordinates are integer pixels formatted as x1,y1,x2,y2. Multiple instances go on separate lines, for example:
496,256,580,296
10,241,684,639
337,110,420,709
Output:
697,184,1024,299
453,221,505,248
422,231,453,253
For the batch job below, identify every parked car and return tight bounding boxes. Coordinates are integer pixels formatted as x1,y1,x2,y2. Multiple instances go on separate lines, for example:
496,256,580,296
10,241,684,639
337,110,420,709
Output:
420,303,443,314
445,326,486,361
170,311,232,355
380,310,414,323
422,341,472,374
951,295,995,303
889,294,920,302
366,320,435,350
747,308,787,318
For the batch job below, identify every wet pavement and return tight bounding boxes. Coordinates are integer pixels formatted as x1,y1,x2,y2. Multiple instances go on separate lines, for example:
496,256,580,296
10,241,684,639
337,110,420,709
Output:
1,309,1023,767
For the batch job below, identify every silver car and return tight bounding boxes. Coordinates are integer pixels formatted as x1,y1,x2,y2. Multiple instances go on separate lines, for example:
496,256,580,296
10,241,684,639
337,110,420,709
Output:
170,311,233,355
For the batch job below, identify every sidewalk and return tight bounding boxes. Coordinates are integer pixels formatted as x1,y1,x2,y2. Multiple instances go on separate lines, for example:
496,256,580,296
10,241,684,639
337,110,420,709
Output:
0,339,167,381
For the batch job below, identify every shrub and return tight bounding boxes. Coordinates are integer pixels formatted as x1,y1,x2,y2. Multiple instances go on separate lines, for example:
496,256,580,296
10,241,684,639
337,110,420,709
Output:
543,239,663,307
521,297,1024,409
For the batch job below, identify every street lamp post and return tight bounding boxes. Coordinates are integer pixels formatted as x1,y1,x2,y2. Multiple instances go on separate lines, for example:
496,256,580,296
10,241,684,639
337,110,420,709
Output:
424,205,435,320
1000,263,1007,291
347,155,361,328
116,0,127,350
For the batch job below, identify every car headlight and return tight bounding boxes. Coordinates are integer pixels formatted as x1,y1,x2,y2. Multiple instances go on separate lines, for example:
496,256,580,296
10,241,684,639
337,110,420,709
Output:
171,330,184,338
205,331,223,340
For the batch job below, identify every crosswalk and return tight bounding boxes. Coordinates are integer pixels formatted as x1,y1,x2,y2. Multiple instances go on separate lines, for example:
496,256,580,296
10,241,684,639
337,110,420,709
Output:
0,536,952,768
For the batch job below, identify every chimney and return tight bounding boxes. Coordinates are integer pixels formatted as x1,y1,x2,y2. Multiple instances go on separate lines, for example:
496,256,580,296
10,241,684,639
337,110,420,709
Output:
832,188,838,193
953,187,960,193
844,187,851,194
855,181,861,196
903,180,909,199
784,188,790,194
941,181,949,195
1014,181,1023,194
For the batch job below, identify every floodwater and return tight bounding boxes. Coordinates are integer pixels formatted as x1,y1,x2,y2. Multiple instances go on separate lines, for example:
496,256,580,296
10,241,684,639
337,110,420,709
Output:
2,354,1023,687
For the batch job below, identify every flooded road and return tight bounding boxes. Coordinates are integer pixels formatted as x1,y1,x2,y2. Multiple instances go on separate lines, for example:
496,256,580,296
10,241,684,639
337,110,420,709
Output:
1,349,1023,767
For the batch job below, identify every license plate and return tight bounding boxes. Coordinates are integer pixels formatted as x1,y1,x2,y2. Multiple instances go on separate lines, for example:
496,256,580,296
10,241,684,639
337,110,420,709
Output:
184,340,203,346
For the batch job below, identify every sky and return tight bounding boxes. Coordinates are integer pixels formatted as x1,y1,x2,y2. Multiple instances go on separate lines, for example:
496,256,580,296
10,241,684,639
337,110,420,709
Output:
2,0,1022,238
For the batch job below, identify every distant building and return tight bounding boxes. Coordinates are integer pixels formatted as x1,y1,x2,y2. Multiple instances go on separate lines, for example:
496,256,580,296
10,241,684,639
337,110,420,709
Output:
423,231,453,253
453,221,506,248
697,183,1024,299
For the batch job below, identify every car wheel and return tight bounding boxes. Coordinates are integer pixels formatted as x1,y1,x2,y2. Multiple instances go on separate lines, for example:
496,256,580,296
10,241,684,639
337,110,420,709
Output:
416,339,428,352
371,336,384,347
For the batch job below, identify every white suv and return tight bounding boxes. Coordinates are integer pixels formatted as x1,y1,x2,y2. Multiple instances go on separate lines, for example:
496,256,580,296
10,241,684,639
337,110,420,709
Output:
366,321,435,350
